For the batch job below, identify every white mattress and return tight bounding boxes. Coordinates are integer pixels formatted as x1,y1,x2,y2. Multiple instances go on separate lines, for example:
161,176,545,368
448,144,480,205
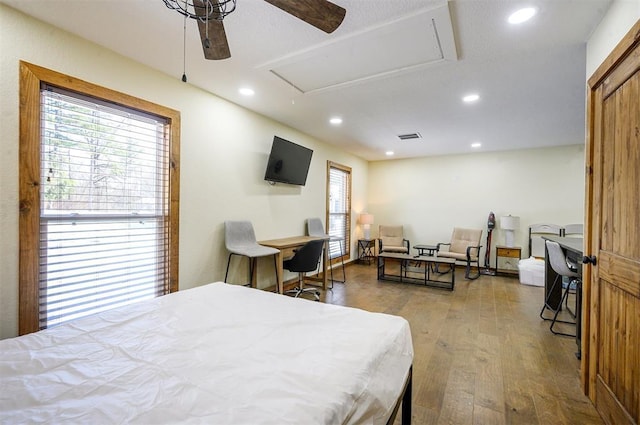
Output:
0,282,413,424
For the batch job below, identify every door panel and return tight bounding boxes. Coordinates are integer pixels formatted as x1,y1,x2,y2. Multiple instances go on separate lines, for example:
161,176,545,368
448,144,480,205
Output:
587,20,640,425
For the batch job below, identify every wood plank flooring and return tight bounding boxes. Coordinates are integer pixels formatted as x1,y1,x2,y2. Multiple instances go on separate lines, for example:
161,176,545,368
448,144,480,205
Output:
318,262,602,425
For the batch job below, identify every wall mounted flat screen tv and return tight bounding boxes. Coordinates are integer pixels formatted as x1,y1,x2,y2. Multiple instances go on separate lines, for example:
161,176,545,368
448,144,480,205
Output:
264,136,313,186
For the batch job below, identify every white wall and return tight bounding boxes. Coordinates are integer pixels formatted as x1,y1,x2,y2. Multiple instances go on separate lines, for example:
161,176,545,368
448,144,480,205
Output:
586,0,640,77
0,5,368,339
368,145,585,263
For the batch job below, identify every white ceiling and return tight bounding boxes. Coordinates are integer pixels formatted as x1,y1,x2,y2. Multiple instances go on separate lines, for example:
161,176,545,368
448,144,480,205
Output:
3,0,612,161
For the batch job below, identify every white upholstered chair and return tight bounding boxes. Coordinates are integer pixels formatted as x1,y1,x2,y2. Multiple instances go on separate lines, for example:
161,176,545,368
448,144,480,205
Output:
378,225,410,254
436,227,483,280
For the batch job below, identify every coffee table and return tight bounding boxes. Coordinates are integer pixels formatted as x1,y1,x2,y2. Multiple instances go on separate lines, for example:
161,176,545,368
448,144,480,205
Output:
377,252,456,290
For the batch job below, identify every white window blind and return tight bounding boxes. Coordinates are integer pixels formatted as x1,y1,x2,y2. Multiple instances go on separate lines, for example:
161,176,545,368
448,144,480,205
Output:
328,164,351,259
39,85,170,328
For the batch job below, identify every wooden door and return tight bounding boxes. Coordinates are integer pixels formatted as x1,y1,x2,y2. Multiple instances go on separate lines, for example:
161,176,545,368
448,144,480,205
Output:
585,20,640,425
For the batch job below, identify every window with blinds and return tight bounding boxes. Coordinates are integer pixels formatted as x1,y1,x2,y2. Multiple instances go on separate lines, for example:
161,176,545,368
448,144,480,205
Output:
327,162,351,260
37,85,171,328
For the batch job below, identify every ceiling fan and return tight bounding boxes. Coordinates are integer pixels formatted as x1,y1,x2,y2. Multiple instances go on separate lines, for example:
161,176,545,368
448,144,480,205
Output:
163,0,347,60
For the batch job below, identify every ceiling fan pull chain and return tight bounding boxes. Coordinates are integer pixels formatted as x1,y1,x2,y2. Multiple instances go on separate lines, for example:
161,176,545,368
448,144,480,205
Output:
182,10,187,82
204,1,211,49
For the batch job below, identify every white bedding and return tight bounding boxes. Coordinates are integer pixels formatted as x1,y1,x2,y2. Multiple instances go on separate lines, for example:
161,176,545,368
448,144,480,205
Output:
0,282,413,424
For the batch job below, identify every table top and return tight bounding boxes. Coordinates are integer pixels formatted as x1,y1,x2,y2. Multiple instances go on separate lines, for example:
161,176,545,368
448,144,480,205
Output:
259,235,327,249
542,236,584,255
414,244,437,250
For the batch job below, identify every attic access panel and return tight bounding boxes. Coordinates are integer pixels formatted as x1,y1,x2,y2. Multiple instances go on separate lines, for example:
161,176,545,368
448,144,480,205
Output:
264,5,457,94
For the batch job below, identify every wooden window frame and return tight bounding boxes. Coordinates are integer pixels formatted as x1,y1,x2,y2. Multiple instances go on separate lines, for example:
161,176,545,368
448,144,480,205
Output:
326,161,352,262
18,61,180,335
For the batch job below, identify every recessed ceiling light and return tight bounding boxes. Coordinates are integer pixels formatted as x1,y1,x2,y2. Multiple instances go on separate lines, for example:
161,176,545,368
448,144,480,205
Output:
471,142,482,148
329,117,343,125
508,7,536,24
239,87,255,96
463,94,480,103
385,151,394,156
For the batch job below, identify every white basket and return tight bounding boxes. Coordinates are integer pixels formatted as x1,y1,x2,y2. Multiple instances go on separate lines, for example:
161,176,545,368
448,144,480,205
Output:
518,257,545,286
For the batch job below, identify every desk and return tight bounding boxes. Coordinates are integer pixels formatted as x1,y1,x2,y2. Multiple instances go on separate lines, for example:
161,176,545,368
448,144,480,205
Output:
542,236,583,358
259,236,329,295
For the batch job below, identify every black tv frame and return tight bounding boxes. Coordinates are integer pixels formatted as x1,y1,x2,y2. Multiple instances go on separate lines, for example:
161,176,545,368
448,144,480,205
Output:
264,136,313,186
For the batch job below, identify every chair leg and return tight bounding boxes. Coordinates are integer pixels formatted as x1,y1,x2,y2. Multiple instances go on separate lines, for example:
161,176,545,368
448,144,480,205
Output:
224,253,234,282
465,258,481,280
540,275,577,336
248,257,254,287
550,282,577,337
272,256,279,293
332,242,346,284
284,273,320,301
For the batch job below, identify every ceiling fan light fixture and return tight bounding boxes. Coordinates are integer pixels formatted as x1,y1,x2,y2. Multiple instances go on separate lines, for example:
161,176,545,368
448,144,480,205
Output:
163,0,236,22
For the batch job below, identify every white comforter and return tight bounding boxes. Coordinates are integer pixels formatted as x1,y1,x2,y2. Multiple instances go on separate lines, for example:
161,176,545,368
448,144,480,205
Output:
0,282,413,424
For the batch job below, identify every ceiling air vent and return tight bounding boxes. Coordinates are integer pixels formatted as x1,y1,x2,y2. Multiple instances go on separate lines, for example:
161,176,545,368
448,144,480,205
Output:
397,132,422,140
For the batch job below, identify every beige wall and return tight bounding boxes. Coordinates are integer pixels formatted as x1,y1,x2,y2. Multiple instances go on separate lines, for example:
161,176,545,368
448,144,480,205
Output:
368,145,585,264
0,5,368,339
586,0,640,78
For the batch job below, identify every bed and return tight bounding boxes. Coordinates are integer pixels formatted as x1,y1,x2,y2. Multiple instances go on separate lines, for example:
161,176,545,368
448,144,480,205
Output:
0,282,414,424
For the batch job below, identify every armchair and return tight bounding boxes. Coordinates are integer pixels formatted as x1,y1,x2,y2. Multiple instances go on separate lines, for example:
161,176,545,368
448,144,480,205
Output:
436,227,483,280
378,225,410,255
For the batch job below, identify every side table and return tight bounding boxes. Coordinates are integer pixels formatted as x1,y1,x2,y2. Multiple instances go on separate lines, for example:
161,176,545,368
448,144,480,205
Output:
495,245,521,276
358,239,375,265
414,244,437,256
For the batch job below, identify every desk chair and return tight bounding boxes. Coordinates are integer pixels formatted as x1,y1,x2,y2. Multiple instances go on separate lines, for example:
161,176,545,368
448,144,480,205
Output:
284,239,325,301
306,217,345,287
540,240,580,337
224,221,279,288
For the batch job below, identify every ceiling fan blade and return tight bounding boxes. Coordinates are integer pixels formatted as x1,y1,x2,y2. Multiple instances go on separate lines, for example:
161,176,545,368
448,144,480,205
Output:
194,0,231,60
263,0,346,33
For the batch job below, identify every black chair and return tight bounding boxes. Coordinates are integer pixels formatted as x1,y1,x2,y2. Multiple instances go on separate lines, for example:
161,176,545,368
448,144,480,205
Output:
284,239,325,301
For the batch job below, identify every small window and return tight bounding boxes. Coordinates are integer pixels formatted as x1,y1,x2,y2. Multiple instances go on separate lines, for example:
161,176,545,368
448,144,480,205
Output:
326,162,351,261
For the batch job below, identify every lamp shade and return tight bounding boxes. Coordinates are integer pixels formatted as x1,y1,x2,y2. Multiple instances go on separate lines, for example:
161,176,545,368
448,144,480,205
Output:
501,215,520,248
360,213,374,225
500,215,520,230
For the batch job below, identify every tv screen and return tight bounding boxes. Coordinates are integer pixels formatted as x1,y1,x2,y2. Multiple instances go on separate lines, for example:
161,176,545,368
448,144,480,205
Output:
264,136,313,186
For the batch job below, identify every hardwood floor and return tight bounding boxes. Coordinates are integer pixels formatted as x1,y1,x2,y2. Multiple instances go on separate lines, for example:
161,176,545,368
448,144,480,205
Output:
318,262,602,425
